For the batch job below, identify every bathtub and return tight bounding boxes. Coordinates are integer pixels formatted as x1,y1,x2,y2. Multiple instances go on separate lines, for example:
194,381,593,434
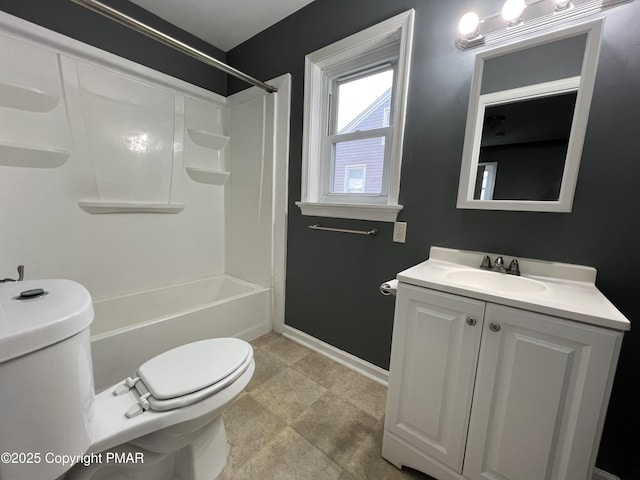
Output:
90,275,271,391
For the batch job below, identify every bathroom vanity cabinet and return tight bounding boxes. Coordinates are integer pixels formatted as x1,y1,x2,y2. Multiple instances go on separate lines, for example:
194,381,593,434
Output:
383,249,628,480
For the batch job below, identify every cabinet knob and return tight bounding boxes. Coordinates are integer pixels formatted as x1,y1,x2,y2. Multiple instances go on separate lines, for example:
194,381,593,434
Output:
489,322,501,332
466,317,477,326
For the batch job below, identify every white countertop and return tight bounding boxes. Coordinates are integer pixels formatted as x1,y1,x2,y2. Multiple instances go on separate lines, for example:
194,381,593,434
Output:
396,247,630,332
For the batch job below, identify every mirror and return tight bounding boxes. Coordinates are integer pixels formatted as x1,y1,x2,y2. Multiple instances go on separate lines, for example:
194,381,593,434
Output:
457,19,604,212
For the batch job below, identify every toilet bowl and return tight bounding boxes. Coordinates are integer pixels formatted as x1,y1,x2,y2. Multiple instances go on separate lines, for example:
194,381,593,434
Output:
0,279,254,480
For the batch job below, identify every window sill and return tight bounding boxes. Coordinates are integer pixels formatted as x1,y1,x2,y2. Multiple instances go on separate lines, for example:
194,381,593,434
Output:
296,201,402,222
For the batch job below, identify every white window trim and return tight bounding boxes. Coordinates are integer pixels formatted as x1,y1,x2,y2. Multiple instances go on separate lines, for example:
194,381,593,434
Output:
296,9,414,223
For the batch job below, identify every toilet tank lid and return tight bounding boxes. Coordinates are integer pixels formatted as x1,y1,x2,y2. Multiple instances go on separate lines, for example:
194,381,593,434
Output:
0,279,94,363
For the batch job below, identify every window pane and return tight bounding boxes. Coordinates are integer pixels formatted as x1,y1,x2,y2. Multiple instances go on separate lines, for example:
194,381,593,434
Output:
332,138,385,194
336,69,393,133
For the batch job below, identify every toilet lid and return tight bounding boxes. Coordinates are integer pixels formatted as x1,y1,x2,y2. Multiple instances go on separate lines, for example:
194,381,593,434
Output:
136,338,251,400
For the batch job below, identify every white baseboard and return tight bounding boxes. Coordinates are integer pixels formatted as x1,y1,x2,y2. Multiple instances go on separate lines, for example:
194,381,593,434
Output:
593,467,620,480
282,325,389,386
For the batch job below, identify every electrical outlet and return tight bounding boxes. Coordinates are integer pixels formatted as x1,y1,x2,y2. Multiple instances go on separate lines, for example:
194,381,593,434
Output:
393,222,407,243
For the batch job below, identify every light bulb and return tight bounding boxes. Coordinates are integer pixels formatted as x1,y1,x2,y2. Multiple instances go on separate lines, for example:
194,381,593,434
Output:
554,0,572,10
458,12,480,39
502,0,526,25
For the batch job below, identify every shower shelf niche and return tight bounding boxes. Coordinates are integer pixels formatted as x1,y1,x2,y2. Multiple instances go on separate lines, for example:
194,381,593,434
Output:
0,141,70,168
78,201,185,214
184,166,230,185
187,128,229,150
0,82,59,113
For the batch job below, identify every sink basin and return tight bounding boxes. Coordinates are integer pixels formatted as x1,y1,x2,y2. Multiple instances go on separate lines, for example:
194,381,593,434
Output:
445,269,547,294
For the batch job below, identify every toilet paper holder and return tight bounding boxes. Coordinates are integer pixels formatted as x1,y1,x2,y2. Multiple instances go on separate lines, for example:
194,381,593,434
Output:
379,279,398,296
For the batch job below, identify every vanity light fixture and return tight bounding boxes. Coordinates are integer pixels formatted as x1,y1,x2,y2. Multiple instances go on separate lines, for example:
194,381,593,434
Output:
456,12,483,49
455,0,632,50
502,0,527,25
554,0,573,10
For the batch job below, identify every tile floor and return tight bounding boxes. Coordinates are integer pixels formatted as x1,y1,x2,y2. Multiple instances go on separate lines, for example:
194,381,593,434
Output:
219,332,434,480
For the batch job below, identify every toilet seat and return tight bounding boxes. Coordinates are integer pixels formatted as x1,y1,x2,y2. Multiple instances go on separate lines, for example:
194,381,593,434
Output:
115,338,253,418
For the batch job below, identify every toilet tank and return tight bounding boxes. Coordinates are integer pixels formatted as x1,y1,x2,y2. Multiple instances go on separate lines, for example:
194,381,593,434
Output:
0,279,95,480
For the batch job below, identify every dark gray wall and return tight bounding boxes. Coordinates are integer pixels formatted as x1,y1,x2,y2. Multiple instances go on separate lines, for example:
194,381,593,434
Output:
0,0,227,95
228,0,640,477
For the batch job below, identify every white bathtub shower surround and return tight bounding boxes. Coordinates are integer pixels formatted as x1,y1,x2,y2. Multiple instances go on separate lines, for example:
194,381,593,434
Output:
0,31,71,168
0,12,227,299
183,98,230,181
75,61,177,204
226,75,292,332
0,10,291,335
91,274,271,391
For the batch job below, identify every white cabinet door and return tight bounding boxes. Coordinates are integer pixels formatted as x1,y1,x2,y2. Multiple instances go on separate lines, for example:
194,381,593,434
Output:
463,304,622,480
385,284,486,472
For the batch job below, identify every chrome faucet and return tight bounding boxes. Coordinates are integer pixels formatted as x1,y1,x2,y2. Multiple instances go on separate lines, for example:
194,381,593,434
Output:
0,265,24,282
493,256,507,273
479,256,520,276
507,259,520,276
479,255,492,270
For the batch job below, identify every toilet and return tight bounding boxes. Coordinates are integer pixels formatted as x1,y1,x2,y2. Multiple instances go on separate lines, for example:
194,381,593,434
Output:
0,279,254,480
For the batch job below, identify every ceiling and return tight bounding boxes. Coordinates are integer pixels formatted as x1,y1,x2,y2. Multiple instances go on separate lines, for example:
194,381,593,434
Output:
128,0,316,52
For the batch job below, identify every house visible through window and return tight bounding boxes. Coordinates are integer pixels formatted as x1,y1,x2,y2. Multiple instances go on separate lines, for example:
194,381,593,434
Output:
297,10,415,222
383,107,391,128
344,165,366,193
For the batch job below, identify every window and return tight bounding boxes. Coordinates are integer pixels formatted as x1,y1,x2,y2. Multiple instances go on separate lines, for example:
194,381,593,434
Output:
330,67,392,195
344,165,366,193
476,162,497,200
296,10,415,222
383,107,391,128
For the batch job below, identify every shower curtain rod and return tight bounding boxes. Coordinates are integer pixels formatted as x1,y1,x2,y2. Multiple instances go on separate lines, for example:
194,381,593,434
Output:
70,0,278,93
